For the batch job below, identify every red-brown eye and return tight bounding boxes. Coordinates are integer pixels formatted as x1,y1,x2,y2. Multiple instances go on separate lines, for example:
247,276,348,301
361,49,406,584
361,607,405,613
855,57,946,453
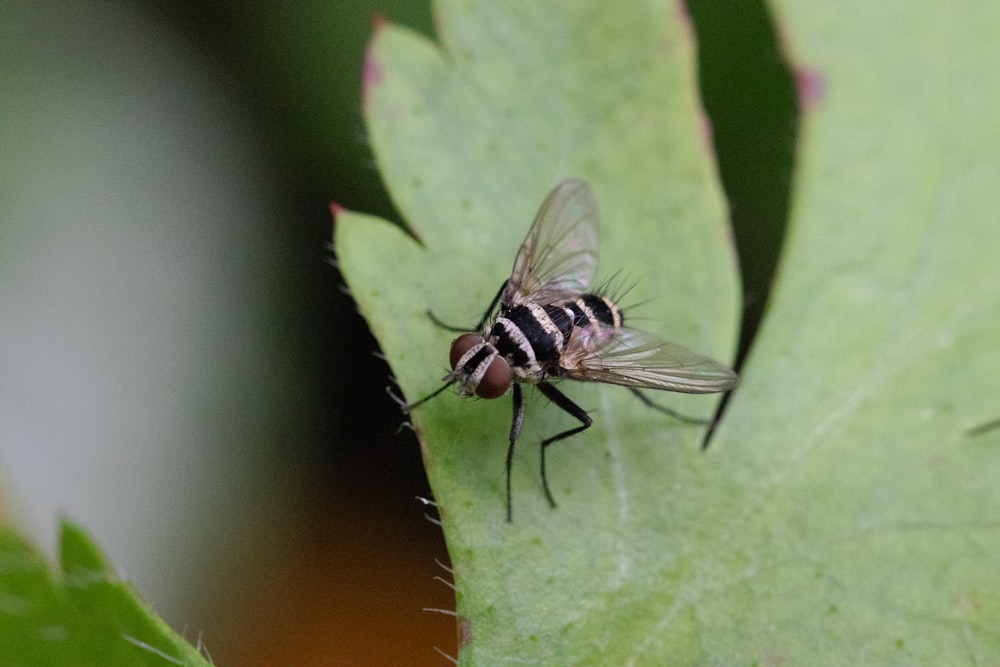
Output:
476,357,511,399
449,333,483,370
448,333,511,399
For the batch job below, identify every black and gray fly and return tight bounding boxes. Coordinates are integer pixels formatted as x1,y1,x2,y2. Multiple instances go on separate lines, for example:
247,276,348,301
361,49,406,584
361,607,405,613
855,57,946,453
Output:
401,178,738,521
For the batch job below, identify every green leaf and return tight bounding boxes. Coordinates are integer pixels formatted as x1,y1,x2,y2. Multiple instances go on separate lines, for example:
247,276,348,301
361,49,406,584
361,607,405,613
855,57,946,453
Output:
337,2,737,664
336,0,1000,664
0,520,210,666
695,1,1000,663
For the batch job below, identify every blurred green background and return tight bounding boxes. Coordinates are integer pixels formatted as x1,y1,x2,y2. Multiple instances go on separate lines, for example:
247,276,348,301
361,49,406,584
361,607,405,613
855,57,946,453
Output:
0,1,792,664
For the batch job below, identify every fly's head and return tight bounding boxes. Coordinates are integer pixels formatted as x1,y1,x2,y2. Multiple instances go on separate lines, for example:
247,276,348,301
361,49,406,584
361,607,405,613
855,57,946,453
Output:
447,333,511,399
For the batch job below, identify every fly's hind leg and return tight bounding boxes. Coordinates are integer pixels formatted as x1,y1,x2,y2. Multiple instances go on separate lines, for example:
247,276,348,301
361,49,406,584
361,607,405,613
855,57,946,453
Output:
629,387,726,451
627,387,711,425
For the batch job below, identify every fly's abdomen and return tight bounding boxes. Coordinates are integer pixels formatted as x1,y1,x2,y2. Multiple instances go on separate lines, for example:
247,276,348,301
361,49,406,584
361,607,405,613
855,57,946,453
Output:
563,293,623,330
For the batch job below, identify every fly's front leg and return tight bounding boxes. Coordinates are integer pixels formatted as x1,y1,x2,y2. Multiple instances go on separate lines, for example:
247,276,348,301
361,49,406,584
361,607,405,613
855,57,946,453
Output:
505,382,525,523
426,311,471,332
536,382,592,510
476,280,508,331
427,280,508,333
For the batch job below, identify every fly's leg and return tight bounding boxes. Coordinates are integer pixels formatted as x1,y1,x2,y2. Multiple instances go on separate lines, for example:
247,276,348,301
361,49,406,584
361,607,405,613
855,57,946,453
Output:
628,387,710,425
427,280,508,333
474,280,507,331
426,311,470,332
536,382,592,511
967,417,1000,437
505,383,526,523
392,379,456,412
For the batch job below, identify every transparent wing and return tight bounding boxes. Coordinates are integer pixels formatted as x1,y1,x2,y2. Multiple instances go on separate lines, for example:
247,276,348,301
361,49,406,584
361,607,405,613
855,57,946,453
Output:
502,179,598,308
560,325,738,394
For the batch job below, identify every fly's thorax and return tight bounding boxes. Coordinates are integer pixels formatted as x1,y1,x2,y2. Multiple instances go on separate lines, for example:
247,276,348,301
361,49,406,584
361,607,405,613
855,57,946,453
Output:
448,333,511,399
489,302,585,384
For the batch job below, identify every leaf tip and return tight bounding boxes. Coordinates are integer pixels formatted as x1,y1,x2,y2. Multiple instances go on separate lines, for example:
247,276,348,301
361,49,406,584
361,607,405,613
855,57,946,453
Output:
674,0,694,38
58,517,109,575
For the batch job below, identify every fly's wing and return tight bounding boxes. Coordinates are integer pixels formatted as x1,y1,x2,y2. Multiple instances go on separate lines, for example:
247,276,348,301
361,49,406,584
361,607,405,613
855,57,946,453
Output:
502,179,598,308
560,325,738,394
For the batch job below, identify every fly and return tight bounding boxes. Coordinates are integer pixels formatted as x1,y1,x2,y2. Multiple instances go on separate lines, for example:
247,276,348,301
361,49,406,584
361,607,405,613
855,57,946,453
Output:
401,179,738,521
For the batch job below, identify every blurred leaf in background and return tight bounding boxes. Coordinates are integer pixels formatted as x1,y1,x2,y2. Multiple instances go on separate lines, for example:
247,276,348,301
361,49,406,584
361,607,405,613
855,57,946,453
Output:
0,0,301,625
0,521,211,666
1,0,453,664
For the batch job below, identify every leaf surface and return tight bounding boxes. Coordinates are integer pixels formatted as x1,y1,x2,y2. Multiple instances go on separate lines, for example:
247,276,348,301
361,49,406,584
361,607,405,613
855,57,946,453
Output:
336,0,1000,664
338,2,737,664
694,1,1000,662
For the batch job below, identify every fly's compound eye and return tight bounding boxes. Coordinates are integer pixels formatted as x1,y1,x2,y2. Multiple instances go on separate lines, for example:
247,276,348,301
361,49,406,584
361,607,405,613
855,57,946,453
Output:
449,333,484,370
475,355,511,399
449,333,511,399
